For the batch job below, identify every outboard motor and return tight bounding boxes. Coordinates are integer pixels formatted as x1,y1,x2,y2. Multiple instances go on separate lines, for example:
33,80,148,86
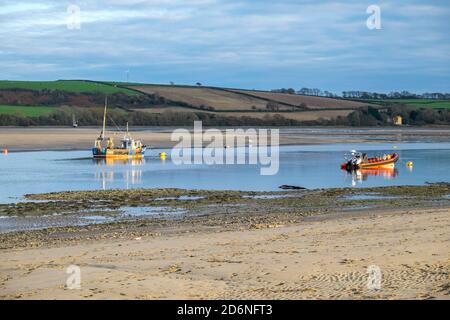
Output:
344,150,363,170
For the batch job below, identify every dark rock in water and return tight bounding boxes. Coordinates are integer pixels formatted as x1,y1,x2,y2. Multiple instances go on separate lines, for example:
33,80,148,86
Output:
279,185,307,190
425,181,450,186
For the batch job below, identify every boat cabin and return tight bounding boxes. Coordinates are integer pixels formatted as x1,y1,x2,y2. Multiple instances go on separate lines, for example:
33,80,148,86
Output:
121,137,143,150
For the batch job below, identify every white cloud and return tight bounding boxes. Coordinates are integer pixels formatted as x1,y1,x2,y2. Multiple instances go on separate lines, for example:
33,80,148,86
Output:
0,0,448,91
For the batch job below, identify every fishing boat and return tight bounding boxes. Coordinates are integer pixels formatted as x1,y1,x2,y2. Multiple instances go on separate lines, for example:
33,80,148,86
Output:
341,150,399,170
92,97,146,159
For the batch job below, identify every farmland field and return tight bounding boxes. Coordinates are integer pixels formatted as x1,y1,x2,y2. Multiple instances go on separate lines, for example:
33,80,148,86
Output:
228,89,374,109
361,99,450,109
128,85,282,111
0,105,56,117
6,80,447,124
0,80,139,95
128,85,369,111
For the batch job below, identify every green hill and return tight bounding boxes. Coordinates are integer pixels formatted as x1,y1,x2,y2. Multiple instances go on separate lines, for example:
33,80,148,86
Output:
0,80,139,95
0,105,56,117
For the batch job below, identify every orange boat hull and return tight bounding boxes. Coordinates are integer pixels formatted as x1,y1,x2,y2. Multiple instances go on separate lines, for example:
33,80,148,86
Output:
341,153,399,170
359,153,399,168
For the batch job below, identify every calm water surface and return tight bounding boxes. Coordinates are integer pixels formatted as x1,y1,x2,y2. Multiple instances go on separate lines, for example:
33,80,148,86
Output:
1,142,450,204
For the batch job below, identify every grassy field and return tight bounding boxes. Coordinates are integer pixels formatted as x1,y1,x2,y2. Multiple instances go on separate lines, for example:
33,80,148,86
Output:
390,99,450,109
0,105,56,117
0,80,139,95
362,99,450,109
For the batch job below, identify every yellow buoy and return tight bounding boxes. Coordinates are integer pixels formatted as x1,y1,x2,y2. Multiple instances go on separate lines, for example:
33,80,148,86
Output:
406,161,413,167
159,152,167,159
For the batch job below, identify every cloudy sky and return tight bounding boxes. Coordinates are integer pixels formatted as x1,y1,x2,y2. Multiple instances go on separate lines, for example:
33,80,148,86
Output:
1,0,449,93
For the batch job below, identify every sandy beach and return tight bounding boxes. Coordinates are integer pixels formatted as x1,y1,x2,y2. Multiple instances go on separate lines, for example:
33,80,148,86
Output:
0,206,448,300
1,126,450,151
0,185,449,300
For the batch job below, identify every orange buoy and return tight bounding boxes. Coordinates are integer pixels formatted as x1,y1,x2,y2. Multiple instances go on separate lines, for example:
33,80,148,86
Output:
2,149,8,155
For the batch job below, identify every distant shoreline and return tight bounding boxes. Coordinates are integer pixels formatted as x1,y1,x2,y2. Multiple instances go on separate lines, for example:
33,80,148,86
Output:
1,126,450,152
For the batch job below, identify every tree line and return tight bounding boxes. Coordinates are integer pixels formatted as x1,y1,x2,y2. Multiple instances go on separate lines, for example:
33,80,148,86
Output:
319,106,450,126
1,105,450,127
0,107,299,127
342,91,450,100
271,88,337,97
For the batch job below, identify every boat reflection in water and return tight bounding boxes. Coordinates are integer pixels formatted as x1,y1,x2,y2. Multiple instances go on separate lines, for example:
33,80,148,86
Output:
346,167,398,186
93,157,145,189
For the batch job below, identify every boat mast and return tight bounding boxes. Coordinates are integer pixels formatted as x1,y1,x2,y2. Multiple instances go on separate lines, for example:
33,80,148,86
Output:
100,96,107,140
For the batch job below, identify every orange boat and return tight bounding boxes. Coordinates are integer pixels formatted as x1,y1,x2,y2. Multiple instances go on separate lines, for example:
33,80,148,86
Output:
341,151,399,170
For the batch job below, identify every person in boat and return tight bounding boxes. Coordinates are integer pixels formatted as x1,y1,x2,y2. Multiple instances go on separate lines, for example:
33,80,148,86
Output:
349,150,367,167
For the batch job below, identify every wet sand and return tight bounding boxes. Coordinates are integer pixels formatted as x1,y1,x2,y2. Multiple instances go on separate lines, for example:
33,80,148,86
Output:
0,206,448,300
1,126,450,151
0,127,173,151
0,185,449,299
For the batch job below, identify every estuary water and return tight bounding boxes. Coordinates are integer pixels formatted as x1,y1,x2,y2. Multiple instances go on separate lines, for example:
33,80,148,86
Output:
1,142,450,204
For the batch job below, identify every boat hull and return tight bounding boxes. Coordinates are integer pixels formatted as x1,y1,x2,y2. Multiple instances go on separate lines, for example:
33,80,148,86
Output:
341,153,399,170
92,147,146,159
